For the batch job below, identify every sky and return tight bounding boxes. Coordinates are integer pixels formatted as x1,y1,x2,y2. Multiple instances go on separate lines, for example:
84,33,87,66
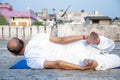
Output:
0,0,120,18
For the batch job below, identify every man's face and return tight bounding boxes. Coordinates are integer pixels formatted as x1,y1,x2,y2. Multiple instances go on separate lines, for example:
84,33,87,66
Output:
86,36,94,44
86,36,98,45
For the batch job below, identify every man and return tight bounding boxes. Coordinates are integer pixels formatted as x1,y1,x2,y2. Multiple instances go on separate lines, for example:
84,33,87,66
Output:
86,32,115,54
7,29,120,70
7,32,97,70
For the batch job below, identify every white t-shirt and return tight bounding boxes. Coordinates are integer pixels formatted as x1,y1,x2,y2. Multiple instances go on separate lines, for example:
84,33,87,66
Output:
24,33,120,70
82,40,120,70
24,33,90,69
91,36,115,54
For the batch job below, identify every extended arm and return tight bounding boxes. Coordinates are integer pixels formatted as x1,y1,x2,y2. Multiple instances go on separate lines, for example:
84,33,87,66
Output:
56,60,97,70
49,26,86,44
44,60,97,70
49,35,85,44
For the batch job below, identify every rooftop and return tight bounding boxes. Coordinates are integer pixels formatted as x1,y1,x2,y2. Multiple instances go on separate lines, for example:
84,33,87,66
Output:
10,11,31,17
86,16,111,20
0,3,13,10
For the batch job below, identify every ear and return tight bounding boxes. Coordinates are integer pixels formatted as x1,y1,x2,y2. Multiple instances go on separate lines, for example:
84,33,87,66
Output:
12,53,17,56
19,38,26,45
21,38,25,42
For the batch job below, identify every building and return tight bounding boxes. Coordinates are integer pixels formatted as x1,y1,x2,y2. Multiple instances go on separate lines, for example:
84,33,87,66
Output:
85,16,112,25
112,17,120,25
0,3,37,26
57,10,103,24
57,11,88,24
36,9,55,25
10,10,37,26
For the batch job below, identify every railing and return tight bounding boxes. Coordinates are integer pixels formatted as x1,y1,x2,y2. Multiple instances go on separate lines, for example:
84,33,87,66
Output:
0,24,120,41
0,26,51,40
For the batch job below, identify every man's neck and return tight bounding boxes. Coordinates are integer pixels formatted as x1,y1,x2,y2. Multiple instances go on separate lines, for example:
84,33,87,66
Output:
96,39,100,45
19,46,26,55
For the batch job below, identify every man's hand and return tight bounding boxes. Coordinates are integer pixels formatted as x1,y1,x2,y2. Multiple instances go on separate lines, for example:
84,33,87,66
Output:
83,59,98,70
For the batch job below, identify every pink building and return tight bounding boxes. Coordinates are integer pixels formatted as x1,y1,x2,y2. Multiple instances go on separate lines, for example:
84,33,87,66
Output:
0,3,37,26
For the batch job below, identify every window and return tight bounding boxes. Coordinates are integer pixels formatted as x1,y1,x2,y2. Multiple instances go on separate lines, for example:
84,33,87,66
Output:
12,17,15,20
11,22,16,26
50,19,52,21
19,22,27,26
43,19,46,21
92,20,99,24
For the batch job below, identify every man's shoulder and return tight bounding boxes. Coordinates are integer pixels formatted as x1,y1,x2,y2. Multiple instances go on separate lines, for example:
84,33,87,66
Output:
99,36,106,39
99,36,113,43
99,36,109,43
30,33,49,41
33,33,48,38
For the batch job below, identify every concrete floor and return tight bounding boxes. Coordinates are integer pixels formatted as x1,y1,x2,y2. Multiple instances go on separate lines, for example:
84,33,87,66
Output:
0,40,120,80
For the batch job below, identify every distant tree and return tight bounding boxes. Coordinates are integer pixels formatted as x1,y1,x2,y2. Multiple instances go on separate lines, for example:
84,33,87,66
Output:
5,3,9,4
58,19,64,24
81,9,85,12
60,9,64,12
113,17,119,21
113,17,119,20
32,21,44,26
0,15,8,25
52,8,55,12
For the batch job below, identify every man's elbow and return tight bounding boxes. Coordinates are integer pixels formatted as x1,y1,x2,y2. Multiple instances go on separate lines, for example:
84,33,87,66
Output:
59,38,68,44
49,37,67,44
60,40,66,44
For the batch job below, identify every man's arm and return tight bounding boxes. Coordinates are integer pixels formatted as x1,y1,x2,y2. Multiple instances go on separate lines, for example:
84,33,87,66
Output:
44,60,97,70
44,60,60,69
57,60,97,70
49,26,86,44
49,35,86,44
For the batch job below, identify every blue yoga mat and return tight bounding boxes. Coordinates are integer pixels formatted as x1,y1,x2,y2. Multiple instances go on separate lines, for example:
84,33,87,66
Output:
113,66,120,69
10,59,120,69
9,59,30,69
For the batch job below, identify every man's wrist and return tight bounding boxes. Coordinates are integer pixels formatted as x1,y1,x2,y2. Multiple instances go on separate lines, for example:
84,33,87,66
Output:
82,35,87,40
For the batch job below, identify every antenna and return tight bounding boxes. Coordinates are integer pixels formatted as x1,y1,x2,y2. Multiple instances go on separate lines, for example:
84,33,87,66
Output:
52,9,58,36
61,5,71,17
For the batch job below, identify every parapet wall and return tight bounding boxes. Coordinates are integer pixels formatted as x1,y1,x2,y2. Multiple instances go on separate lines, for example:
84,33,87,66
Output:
0,24,120,41
0,26,46,40
58,24,120,41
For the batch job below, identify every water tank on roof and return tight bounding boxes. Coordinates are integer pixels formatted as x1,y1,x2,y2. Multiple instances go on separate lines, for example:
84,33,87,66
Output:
94,11,99,15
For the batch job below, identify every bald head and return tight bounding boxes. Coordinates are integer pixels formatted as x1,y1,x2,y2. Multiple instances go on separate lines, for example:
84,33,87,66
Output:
7,37,25,55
